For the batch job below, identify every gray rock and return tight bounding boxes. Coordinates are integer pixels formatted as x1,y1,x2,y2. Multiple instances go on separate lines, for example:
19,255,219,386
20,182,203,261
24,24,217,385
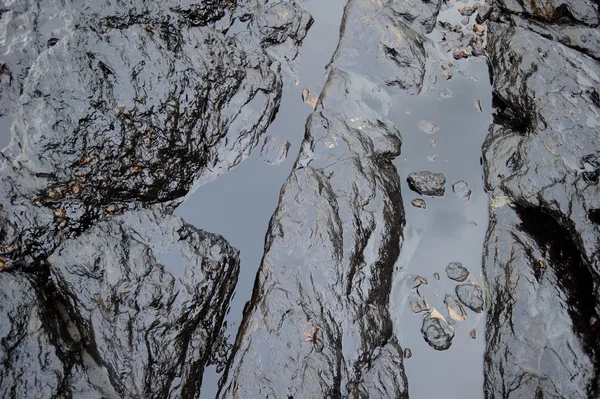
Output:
446,261,470,281
483,206,598,398
456,283,484,313
481,0,600,395
220,68,409,399
408,171,446,197
421,309,455,350
452,181,472,200
496,0,598,26
484,22,600,276
410,292,431,313
0,1,315,398
0,273,103,397
260,136,291,165
445,295,468,321
0,0,313,262
49,209,240,398
417,120,440,134
330,0,428,93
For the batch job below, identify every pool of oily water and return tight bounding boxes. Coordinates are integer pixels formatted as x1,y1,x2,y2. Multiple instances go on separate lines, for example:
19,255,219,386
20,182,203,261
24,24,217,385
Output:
175,0,349,397
389,0,492,398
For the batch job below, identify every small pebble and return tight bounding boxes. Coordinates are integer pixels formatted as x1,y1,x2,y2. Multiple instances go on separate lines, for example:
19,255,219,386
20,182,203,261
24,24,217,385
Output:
446,295,468,321
470,329,477,339
456,283,484,313
453,49,469,60
473,99,483,113
2,242,18,254
404,348,413,359
410,296,430,313
439,88,453,98
452,181,472,201
473,23,486,33
458,5,476,15
417,120,440,134
412,276,429,288
446,262,470,282
427,154,437,162
433,272,440,280
441,68,453,80
301,87,310,103
411,198,427,209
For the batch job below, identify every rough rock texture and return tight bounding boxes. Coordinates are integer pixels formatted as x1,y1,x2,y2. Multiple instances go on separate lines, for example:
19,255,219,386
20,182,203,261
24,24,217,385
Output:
260,136,291,165
452,180,472,201
455,283,484,313
482,0,600,395
421,309,455,350
0,0,313,266
483,205,599,398
0,1,313,397
484,19,600,274
445,295,467,321
446,261,469,282
219,0,441,396
0,272,103,398
220,68,408,399
48,209,240,398
408,171,446,197
329,0,428,92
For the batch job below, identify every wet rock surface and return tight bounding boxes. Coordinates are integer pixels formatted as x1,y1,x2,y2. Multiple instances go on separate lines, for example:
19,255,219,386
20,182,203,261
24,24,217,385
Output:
49,210,240,397
218,0,444,395
421,309,455,350
452,180,472,201
455,283,484,313
0,0,312,265
260,136,291,165
483,205,599,398
482,0,600,395
445,295,468,321
446,261,470,282
0,272,103,398
407,171,446,197
0,0,311,397
1,0,599,396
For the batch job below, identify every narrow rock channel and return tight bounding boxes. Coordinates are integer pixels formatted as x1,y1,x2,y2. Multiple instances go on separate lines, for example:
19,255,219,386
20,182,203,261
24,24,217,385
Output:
0,0,599,398
388,0,492,395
